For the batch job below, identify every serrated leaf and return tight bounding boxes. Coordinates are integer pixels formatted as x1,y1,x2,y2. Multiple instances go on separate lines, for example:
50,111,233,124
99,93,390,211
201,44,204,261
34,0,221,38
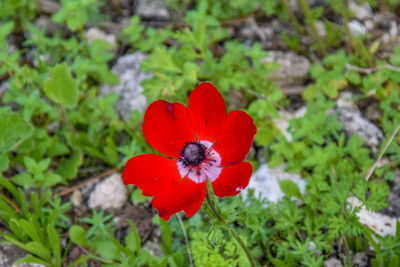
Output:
12,173,34,190
23,157,37,173
279,179,303,200
43,172,62,187
131,188,150,204
57,151,82,180
0,114,33,153
44,63,79,108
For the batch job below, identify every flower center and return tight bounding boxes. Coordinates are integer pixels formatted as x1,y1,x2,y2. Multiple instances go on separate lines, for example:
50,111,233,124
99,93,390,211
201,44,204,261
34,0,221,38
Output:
180,142,206,167
177,141,222,184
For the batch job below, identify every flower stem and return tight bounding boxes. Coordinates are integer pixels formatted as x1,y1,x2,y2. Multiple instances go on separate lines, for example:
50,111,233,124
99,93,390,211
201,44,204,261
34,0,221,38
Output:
205,191,256,267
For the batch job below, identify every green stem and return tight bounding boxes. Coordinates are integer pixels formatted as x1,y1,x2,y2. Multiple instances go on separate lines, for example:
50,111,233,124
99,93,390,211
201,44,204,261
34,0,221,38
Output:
282,0,305,34
297,0,327,56
341,0,371,66
205,191,256,267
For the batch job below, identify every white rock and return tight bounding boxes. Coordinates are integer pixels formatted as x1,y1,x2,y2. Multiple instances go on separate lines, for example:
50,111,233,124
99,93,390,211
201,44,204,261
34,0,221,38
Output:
364,20,374,31
349,20,367,35
389,20,398,37
136,0,169,20
85,27,117,49
348,197,399,236
349,1,372,20
243,164,306,204
99,52,152,120
336,91,356,109
88,173,128,210
273,107,307,142
70,190,83,207
316,21,326,37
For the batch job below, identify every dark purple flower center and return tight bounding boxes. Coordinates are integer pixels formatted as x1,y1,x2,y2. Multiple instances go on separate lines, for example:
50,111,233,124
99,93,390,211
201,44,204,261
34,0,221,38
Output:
179,142,206,167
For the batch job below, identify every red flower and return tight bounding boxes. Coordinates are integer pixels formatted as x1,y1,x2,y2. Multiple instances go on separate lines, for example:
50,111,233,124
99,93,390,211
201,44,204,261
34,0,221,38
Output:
122,83,257,220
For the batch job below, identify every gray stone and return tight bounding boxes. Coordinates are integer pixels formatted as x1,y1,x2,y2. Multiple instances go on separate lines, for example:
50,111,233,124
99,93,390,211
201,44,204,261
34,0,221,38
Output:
335,92,383,154
336,107,383,153
0,81,9,96
88,173,128,210
352,252,368,267
99,52,151,120
34,16,60,35
0,243,46,267
261,51,310,87
243,164,306,204
382,175,400,218
324,257,343,267
349,1,372,20
135,0,169,20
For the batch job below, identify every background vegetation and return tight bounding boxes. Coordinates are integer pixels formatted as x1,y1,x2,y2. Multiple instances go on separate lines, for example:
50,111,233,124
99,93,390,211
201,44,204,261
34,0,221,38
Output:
0,0,400,266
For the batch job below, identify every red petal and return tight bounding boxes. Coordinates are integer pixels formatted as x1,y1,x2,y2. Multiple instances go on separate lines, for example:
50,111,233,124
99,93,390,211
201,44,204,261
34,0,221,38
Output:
142,100,196,158
122,154,180,196
212,162,253,197
213,110,257,166
152,178,206,220
188,83,226,142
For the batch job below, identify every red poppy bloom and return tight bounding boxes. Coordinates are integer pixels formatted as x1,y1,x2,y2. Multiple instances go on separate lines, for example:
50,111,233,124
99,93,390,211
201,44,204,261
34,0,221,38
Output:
122,83,257,220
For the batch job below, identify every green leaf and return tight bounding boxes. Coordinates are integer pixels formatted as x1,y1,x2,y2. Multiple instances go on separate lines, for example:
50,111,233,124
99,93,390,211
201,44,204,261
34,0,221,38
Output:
23,157,38,173
47,224,61,266
43,172,63,187
131,188,150,204
279,180,303,200
19,219,42,243
13,255,49,266
0,113,33,153
24,241,51,261
44,63,79,108
12,173,34,190
69,225,89,247
0,153,9,172
92,237,120,260
37,158,51,172
126,220,141,254
57,151,82,180
160,218,172,252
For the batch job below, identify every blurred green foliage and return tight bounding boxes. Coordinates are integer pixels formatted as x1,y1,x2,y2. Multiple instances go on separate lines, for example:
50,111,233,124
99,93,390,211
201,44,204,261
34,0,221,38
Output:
0,0,400,266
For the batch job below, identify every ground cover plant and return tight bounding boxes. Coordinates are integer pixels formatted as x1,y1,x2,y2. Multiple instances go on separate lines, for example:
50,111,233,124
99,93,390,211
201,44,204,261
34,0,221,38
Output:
1,0,400,266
